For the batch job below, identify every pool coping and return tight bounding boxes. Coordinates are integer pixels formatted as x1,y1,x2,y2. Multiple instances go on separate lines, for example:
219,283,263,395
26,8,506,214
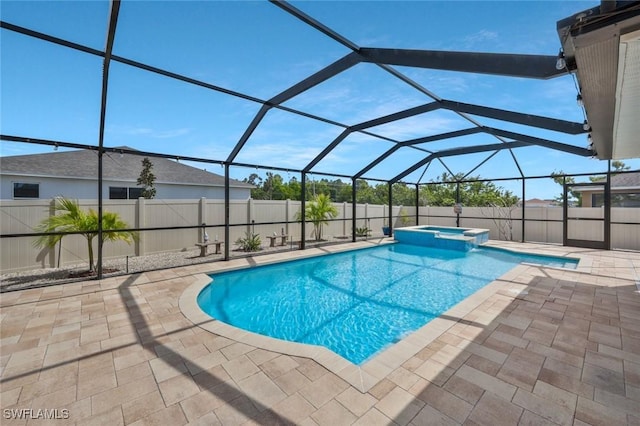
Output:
179,240,584,393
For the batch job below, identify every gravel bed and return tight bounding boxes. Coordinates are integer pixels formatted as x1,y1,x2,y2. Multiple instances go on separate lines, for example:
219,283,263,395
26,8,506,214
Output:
0,239,360,292
1,248,215,292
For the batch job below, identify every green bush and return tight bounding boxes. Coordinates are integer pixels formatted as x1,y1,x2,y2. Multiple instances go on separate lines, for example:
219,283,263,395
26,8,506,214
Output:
33,197,137,272
295,193,339,241
235,232,261,251
355,226,371,237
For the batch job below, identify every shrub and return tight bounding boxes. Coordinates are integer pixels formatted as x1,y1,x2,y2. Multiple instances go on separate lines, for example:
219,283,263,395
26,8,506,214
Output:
355,226,371,237
295,193,339,241
235,232,261,251
33,197,137,272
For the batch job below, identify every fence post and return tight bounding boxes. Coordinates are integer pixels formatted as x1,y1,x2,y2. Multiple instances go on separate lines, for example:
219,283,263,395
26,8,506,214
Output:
343,202,347,237
364,203,368,227
49,198,57,268
136,197,145,256
545,204,549,243
199,197,207,242
247,198,254,235
285,199,290,236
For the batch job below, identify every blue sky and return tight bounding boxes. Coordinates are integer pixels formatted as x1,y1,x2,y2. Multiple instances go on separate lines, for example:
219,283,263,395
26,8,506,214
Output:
2,0,638,199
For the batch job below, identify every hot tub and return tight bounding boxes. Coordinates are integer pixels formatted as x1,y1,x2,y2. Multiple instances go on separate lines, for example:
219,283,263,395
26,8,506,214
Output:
394,225,489,251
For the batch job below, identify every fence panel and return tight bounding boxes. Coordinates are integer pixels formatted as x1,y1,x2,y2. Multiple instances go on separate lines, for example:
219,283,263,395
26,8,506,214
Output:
2,198,639,273
612,207,640,250
1,200,55,271
143,199,200,254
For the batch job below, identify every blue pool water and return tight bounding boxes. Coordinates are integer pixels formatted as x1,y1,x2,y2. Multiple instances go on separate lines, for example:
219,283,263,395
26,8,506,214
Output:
198,244,577,364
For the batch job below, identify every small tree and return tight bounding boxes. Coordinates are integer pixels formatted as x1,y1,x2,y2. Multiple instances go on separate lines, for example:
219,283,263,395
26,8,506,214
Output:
550,171,580,206
34,198,137,272
399,207,412,226
137,157,156,199
612,160,630,172
296,193,339,241
481,199,519,241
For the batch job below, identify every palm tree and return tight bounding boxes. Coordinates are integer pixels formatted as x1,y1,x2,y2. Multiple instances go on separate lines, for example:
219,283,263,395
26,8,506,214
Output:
34,198,137,272
296,193,338,241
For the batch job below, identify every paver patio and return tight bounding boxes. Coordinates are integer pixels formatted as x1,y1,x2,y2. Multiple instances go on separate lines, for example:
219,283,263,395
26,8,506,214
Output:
1,241,639,425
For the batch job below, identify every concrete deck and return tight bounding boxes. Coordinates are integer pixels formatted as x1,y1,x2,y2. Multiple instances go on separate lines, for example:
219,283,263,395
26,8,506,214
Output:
1,241,639,425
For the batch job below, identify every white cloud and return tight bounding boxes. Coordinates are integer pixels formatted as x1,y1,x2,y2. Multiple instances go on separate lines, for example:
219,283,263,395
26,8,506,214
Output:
463,30,499,48
107,125,191,139
366,113,464,142
235,143,323,169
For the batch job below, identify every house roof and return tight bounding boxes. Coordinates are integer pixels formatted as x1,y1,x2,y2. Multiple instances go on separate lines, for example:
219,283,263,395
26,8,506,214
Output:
571,171,640,193
610,171,640,189
524,198,558,207
525,198,554,204
0,147,253,188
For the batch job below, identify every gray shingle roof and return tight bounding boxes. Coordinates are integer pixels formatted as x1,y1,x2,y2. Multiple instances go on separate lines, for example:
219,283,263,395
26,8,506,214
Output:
610,171,640,188
0,148,253,188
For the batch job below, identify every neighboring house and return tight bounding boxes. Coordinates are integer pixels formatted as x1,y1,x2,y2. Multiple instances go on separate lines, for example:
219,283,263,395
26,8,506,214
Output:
574,172,640,207
524,198,558,208
0,147,253,200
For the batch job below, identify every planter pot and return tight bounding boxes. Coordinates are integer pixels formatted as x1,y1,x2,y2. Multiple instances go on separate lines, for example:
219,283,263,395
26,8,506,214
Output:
382,226,390,236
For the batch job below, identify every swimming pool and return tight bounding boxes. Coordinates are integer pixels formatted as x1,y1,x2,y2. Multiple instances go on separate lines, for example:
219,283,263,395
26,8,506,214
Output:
197,244,577,364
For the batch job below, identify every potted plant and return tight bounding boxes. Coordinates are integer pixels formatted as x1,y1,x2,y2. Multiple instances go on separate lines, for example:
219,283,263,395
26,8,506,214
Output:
382,216,390,236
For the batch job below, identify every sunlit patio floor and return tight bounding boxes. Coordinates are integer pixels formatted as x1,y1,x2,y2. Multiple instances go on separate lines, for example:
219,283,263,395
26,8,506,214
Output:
1,240,639,425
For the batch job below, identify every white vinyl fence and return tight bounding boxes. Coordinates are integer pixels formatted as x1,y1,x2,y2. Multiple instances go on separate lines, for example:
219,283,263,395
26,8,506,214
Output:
1,199,638,273
423,206,640,248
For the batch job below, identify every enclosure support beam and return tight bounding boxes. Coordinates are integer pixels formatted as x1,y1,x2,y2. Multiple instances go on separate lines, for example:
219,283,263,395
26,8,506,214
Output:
351,102,440,131
415,184,420,226
401,128,483,146
462,151,500,180
455,182,461,227
227,53,360,164
269,0,360,51
301,173,306,250
224,164,230,261
391,141,529,184
354,145,402,179
440,100,586,134
358,47,567,79
352,178,357,242
305,102,438,174
391,134,593,184
96,0,121,280
388,184,393,238
605,163,611,250
484,128,594,157
562,176,568,246
521,179,526,242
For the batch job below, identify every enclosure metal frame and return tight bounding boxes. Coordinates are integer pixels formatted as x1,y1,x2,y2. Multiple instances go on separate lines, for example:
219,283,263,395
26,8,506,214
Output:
2,0,633,279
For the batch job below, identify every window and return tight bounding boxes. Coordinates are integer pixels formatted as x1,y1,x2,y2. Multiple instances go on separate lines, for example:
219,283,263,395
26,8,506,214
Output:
613,192,640,207
592,193,604,207
592,192,640,207
109,187,127,199
128,187,144,199
110,186,146,199
13,183,39,198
